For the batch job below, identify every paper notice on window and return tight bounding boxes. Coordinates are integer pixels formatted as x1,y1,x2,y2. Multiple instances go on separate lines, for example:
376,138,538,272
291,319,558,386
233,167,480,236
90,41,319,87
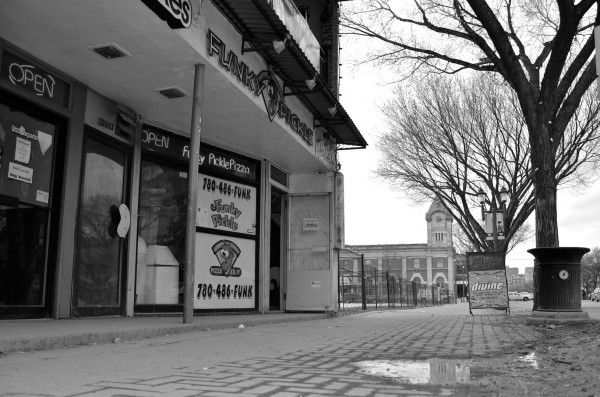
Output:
8,162,33,184
15,137,31,164
196,207,209,226
36,190,49,203
37,130,52,155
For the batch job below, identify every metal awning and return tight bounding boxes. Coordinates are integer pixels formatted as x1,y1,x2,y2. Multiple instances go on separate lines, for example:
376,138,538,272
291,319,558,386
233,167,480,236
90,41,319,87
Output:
210,0,367,149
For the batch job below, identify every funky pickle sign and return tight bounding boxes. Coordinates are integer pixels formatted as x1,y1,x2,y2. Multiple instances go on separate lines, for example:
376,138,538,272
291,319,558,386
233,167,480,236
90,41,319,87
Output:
141,125,258,182
194,233,256,309
207,30,314,147
466,253,509,310
196,174,257,236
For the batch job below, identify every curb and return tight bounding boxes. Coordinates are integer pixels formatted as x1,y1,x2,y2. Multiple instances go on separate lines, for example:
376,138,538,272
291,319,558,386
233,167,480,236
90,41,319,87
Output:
0,313,331,355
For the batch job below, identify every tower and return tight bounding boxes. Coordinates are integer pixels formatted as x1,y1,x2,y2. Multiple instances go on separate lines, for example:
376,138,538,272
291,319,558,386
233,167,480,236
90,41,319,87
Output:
425,198,453,248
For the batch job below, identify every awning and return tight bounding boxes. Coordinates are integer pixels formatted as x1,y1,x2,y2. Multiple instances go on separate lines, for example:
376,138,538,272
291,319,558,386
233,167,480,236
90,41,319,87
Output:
210,0,367,149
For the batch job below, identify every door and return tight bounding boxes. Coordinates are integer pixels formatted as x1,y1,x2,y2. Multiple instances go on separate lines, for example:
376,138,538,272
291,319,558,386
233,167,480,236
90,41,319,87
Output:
286,194,332,311
73,131,129,316
269,188,284,311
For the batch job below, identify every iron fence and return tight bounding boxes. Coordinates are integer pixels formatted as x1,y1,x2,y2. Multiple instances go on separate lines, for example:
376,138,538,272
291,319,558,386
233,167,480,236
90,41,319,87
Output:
338,249,455,309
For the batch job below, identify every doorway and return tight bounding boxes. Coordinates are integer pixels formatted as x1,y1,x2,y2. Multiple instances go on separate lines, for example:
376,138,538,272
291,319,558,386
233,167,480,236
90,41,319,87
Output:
269,188,284,311
73,131,129,316
0,93,61,318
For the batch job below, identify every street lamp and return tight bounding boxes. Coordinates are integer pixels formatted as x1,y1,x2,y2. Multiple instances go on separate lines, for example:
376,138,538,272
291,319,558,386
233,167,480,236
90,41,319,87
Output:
477,187,509,251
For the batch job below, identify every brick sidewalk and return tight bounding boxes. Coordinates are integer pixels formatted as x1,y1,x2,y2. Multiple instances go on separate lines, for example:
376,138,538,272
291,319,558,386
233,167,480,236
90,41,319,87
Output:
0,305,543,396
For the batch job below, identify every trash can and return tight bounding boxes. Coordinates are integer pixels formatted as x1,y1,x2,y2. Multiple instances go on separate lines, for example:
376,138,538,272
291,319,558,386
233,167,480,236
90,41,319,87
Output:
527,247,589,312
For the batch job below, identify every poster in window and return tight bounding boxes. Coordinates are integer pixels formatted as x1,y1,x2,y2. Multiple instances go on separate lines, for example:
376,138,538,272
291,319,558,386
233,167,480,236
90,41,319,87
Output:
194,232,256,309
0,108,55,207
196,173,256,235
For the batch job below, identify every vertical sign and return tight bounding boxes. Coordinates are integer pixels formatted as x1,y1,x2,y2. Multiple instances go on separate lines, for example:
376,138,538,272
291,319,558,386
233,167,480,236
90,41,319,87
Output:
466,252,509,312
595,26,600,98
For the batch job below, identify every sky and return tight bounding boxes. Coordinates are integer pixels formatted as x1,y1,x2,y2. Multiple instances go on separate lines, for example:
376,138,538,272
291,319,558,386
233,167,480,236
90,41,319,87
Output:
337,36,600,274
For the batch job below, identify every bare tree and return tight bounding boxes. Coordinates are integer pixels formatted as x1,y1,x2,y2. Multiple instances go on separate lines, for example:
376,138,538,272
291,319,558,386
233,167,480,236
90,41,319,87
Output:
452,222,533,255
342,0,598,246
377,75,599,255
582,247,600,296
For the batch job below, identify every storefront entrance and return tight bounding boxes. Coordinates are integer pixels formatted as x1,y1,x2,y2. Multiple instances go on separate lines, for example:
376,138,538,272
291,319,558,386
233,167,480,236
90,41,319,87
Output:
0,93,61,318
72,131,129,316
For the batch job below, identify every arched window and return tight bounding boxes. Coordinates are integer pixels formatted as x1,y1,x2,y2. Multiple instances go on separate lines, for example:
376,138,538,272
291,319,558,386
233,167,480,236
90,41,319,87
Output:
436,276,445,288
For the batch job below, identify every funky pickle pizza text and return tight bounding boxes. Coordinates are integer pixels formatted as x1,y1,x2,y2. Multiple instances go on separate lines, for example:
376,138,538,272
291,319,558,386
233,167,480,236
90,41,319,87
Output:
196,283,253,299
202,177,252,200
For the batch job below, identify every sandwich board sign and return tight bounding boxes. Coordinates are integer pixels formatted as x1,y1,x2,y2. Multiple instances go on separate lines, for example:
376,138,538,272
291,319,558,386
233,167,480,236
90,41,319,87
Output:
466,252,509,314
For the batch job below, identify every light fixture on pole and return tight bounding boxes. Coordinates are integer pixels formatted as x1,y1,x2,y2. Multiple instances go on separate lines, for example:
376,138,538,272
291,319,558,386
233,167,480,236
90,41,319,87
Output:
477,187,486,221
328,104,337,117
305,77,316,90
273,35,289,54
500,186,509,208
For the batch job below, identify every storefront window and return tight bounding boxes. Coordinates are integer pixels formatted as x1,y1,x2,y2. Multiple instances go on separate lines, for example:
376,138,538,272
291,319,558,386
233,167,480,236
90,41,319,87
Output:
136,160,187,305
0,206,48,305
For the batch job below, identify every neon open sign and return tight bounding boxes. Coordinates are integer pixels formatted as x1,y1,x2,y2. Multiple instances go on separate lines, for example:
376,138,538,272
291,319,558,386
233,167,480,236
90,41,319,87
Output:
1,50,70,107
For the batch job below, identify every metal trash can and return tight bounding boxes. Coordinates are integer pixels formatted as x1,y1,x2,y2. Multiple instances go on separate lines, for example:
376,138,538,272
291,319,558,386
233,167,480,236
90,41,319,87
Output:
527,247,589,312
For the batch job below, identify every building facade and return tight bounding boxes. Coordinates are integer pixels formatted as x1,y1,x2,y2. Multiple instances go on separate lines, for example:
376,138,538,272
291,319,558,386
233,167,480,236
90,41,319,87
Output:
0,0,366,319
340,199,456,293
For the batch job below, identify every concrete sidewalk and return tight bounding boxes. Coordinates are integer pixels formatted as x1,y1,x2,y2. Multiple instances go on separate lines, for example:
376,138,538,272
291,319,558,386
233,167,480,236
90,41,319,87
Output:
0,312,329,355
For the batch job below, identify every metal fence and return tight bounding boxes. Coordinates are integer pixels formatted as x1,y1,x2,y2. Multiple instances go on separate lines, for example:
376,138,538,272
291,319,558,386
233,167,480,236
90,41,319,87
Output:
338,249,455,310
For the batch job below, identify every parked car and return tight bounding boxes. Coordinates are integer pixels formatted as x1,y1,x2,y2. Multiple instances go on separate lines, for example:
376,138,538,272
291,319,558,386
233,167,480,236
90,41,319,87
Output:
508,292,533,301
519,292,534,301
342,293,362,304
508,292,521,301
366,295,387,303
590,288,600,302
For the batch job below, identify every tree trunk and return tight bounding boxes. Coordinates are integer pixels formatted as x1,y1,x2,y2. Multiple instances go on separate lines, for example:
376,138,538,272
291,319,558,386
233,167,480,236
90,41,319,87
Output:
529,123,560,311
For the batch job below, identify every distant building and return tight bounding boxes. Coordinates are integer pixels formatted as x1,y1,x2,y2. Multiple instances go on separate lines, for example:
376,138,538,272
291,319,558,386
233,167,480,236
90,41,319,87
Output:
340,199,456,293
506,266,519,280
509,274,526,291
525,267,534,284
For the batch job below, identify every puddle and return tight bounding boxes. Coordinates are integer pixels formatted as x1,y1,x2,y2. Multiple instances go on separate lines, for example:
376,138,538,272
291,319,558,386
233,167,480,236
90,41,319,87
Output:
519,352,539,369
356,359,470,385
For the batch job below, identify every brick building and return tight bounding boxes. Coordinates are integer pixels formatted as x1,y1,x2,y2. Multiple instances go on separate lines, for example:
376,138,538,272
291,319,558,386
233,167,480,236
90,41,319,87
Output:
339,199,456,293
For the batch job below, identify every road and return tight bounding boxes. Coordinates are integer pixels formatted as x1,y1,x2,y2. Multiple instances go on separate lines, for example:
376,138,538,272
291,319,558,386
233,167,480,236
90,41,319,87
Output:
2,300,599,396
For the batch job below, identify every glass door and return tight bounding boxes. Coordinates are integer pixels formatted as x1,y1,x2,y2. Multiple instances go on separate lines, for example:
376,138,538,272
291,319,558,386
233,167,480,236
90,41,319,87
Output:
73,131,129,316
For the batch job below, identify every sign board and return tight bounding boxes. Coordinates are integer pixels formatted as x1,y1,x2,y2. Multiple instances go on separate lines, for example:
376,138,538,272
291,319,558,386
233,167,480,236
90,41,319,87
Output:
141,0,192,29
484,211,505,240
196,174,256,235
141,124,259,182
303,217,319,231
466,252,509,313
194,232,256,309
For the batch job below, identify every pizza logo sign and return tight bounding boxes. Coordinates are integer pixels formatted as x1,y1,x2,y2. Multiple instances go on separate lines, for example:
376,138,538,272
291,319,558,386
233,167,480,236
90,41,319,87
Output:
210,240,242,278
257,69,283,122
